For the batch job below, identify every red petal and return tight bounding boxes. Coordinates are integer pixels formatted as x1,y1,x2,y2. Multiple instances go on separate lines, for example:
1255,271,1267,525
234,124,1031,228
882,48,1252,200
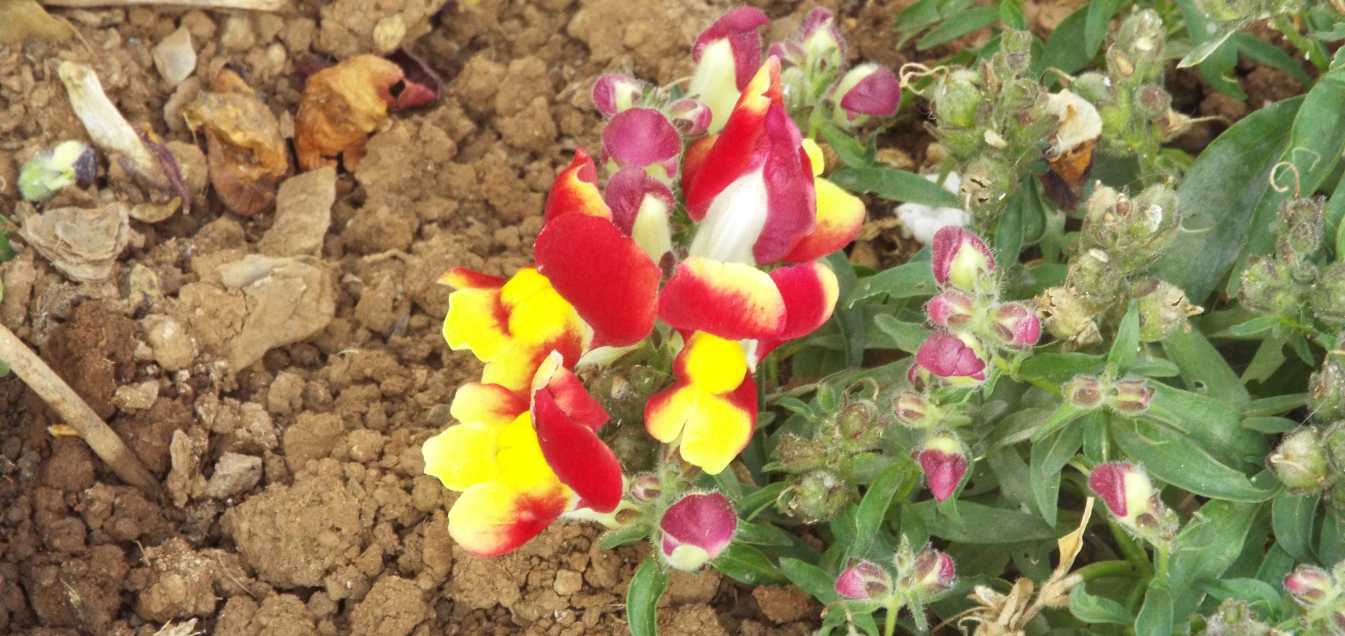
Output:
682,59,779,220
692,7,769,90
752,103,815,263
544,150,612,224
755,262,839,361
439,267,505,289
539,362,609,431
604,167,674,235
535,213,660,347
602,108,682,171
533,387,623,513
658,257,786,341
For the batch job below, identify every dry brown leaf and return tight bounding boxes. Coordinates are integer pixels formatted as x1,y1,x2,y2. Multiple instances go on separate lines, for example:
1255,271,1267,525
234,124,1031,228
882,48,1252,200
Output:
20,202,130,283
183,72,289,216
0,0,74,44
295,55,403,171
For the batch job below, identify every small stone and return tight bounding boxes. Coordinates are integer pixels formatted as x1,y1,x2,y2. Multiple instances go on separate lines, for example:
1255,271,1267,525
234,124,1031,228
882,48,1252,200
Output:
220,14,256,52
113,381,160,412
553,569,583,596
205,452,263,499
259,167,335,257
347,429,385,464
144,315,198,371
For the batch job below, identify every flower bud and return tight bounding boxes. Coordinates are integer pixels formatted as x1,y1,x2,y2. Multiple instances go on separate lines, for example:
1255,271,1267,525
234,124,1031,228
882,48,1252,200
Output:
18,140,96,202
915,332,988,386
959,157,1015,218
1269,427,1331,493
659,491,737,571
1112,10,1165,80
931,69,983,130
767,41,804,66
1133,278,1201,343
1066,249,1124,303
1088,462,1154,524
1312,261,1345,326
1237,256,1295,316
900,545,957,597
926,289,976,329
772,433,826,472
930,227,994,291
1071,72,1113,106
915,431,968,502
835,559,892,600
990,302,1042,348
1276,196,1325,268
1037,287,1103,348
666,98,712,136
783,469,855,523
1203,598,1271,636
798,8,845,71
688,6,769,132
1312,357,1345,422
591,74,648,118
838,400,879,440
993,29,1034,77
628,473,662,502
1110,377,1153,416
601,108,681,175
1064,374,1106,410
1324,422,1345,476
1284,564,1334,607
830,63,901,126
1082,184,1180,274
893,391,936,429
1135,84,1171,122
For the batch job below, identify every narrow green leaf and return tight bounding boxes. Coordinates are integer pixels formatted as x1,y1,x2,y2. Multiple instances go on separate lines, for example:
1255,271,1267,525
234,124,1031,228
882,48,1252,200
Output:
830,166,960,208
872,315,929,354
1242,416,1298,433
1241,335,1288,384
1030,423,1084,526
1037,6,1094,79
1243,393,1308,417
1272,491,1321,562
1017,352,1105,387
1161,328,1250,405
1148,378,1267,464
828,252,867,367
999,0,1025,30
1112,418,1276,502
847,261,937,307
713,543,785,585
1233,33,1314,86
1084,0,1121,57
1069,585,1132,625
740,482,789,520
1178,27,1238,68
626,558,666,636
1135,582,1174,636
599,524,649,550
852,461,915,558
1168,500,1263,619
1107,301,1140,370
917,5,999,50
816,117,872,168
1202,578,1285,614
780,558,840,604
909,500,1063,543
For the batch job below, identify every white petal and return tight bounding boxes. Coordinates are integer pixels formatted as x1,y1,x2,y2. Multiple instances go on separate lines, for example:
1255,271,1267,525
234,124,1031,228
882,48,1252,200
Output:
689,169,769,265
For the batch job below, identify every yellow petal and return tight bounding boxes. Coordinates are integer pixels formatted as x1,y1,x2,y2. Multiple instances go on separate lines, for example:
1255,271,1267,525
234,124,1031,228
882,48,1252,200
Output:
422,423,500,491
450,382,527,427
447,481,568,556
443,287,508,361
683,332,748,395
802,138,825,177
679,392,753,475
496,412,562,494
645,385,699,444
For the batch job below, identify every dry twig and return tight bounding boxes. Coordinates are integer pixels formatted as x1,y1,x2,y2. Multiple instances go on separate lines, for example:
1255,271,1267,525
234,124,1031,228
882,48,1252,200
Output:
42,0,288,11
0,322,160,496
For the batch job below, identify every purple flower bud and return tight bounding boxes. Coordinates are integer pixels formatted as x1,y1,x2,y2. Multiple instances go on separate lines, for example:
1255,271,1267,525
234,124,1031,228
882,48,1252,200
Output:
915,332,987,385
926,289,976,329
601,108,682,175
798,8,845,69
893,391,934,429
693,7,770,89
991,302,1041,348
767,41,804,66
835,559,892,600
1109,377,1153,415
908,545,957,596
1284,564,1334,607
628,473,662,502
915,432,968,502
930,227,995,291
831,63,902,124
1088,462,1152,522
591,73,648,118
667,98,712,136
659,492,737,571
1063,374,1105,410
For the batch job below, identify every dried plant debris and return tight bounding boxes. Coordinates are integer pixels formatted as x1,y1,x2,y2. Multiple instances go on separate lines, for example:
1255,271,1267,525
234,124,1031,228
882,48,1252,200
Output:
19,140,96,202
58,62,166,190
183,70,289,216
20,202,130,283
385,49,442,110
295,55,405,170
0,0,74,44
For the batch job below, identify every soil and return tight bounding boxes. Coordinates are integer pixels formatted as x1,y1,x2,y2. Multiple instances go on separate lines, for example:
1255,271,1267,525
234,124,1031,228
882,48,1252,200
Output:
0,1,1306,634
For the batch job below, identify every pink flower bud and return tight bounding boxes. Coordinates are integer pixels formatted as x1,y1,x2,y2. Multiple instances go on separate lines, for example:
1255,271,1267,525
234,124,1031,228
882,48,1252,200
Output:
831,63,902,124
991,302,1042,348
798,8,845,69
693,7,769,89
667,98,712,136
1110,377,1153,415
835,559,892,600
931,226,995,291
1063,374,1106,409
602,108,682,175
908,545,957,596
916,432,968,502
659,491,737,571
893,391,934,429
1284,564,1334,607
926,289,976,329
915,332,987,385
767,41,804,66
1088,462,1153,523
591,73,648,118
629,473,662,502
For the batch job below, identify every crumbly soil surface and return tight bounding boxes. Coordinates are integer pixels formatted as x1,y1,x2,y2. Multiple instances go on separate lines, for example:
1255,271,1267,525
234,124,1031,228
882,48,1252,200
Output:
0,0,1301,634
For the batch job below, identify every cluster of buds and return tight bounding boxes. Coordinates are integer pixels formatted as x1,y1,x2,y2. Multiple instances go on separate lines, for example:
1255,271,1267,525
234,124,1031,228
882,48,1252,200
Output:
1311,346,1345,422
1284,561,1345,634
922,30,1102,219
1039,182,1196,348
768,8,901,128
771,394,885,522
1240,195,1345,328
1203,598,1277,636
1071,10,1197,176
1063,374,1154,416
420,7,896,559
894,227,1042,501
835,540,956,629
1089,462,1179,546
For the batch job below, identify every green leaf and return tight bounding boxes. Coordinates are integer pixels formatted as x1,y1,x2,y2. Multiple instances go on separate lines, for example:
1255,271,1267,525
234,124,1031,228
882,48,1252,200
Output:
1242,335,1288,384
1107,301,1140,370
1233,33,1314,87
736,520,798,547
713,543,785,585
739,482,789,520
847,261,937,307
1135,581,1174,636
1148,378,1266,465
1203,578,1285,614
1018,352,1104,387
872,315,929,354
1169,500,1264,619
1084,0,1121,58
1036,6,1094,79
852,461,915,558
995,187,1025,266
1161,328,1250,405
1152,97,1301,305
998,0,1025,30
828,252,867,368
1272,491,1321,562
626,558,666,636
1178,27,1238,68
830,166,960,208
599,524,649,550
909,500,1063,543
1082,411,1110,466
917,5,999,50
1243,416,1298,434
1030,423,1084,526
1112,418,1276,502
816,117,873,168
1069,585,1132,625
779,558,840,604
1243,393,1308,417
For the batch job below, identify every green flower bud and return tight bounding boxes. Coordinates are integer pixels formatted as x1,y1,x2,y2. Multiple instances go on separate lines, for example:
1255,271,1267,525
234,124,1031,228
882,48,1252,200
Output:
1134,84,1171,122
1325,422,1345,476
1133,278,1202,342
1110,377,1154,416
959,156,1014,219
837,399,882,446
1112,10,1166,80
893,391,937,429
1082,184,1180,274
1268,427,1331,493
772,433,826,473
783,469,856,523
993,29,1035,78
1063,374,1106,410
1067,248,1125,303
1276,196,1325,268
1312,261,1345,325
1071,72,1113,105
931,69,983,129
1203,598,1272,636
18,140,96,202
1311,356,1345,422
1038,286,1103,348
1238,256,1296,316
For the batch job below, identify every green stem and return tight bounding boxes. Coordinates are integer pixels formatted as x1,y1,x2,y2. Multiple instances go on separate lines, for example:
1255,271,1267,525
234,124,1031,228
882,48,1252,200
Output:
1072,559,1136,582
883,596,900,636
1108,519,1154,580
1271,14,1329,72
1154,545,1171,581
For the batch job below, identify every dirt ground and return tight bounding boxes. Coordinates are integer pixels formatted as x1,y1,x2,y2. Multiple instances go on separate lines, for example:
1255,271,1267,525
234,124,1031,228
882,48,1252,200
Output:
0,0,1302,634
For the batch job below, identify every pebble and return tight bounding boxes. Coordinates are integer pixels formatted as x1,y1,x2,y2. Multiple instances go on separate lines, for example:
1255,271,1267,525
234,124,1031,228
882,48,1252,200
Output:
205,452,263,499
